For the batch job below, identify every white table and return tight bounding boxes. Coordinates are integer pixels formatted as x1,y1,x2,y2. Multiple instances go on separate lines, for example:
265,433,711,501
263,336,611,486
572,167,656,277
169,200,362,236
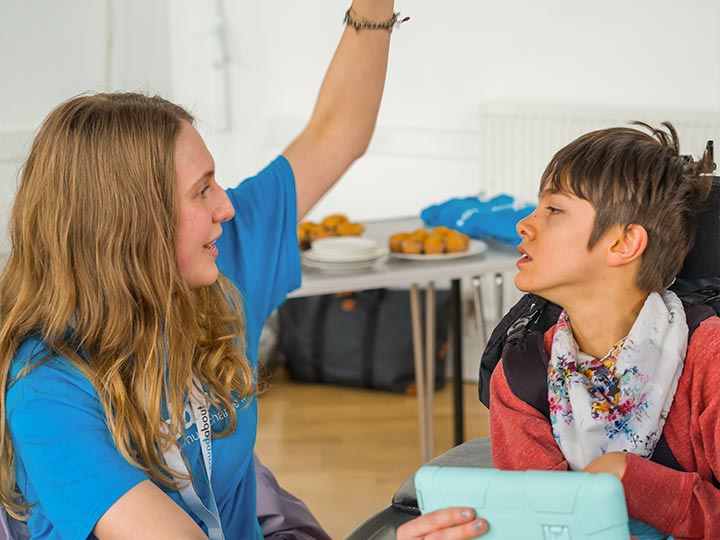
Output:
288,217,518,462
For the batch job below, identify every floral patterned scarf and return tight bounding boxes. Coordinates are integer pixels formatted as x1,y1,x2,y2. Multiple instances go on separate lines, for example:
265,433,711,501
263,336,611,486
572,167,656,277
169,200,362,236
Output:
548,291,688,471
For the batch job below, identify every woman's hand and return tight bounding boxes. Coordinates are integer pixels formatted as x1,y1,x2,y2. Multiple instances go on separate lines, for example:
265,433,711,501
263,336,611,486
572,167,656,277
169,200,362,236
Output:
583,451,628,480
397,508,488,540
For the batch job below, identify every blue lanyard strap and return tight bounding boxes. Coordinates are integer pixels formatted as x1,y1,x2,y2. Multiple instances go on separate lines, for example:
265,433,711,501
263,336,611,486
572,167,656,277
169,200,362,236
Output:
161,383,225,540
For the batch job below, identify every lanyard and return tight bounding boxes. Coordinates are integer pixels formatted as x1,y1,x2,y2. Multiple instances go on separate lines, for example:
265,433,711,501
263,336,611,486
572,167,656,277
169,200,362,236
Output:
162,385,225,540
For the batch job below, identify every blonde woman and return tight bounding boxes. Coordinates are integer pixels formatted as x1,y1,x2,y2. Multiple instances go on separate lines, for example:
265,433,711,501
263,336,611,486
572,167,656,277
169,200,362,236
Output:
0,3,400,539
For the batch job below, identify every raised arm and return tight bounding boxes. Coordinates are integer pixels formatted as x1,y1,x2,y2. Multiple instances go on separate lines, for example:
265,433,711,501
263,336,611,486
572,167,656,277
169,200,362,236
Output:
283,0,396,220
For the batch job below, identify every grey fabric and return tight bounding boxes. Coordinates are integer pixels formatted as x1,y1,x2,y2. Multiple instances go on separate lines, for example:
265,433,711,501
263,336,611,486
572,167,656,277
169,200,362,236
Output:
0,510,11,540
255,454,331,540
0,509,29,540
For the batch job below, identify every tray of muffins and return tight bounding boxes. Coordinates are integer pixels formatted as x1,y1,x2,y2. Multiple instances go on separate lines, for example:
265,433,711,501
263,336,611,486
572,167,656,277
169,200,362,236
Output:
388,226,487,261
297,214,366,250
298,214,386,270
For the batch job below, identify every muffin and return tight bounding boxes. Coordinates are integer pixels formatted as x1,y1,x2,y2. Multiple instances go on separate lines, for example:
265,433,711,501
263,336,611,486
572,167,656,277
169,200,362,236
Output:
298,222,316,250
388,232,409,252
423,234,445,255
335,222,365,236
410,229,429,241
321,214,349,232
401,237,423,254
308,225,334,243
445,232,470,253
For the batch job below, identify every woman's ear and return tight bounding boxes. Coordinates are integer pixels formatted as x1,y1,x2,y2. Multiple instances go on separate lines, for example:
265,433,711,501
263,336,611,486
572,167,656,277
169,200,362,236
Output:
607,223,648,267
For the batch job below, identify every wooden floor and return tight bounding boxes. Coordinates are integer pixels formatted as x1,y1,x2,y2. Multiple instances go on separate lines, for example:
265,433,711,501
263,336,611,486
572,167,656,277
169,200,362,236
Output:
255,370,490,539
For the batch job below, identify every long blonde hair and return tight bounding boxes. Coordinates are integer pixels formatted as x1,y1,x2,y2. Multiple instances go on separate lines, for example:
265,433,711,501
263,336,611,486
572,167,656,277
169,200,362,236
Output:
0,93,255,517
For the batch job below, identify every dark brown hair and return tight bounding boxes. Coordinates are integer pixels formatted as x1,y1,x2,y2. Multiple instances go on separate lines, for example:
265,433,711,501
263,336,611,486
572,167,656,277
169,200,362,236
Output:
540,122,714,292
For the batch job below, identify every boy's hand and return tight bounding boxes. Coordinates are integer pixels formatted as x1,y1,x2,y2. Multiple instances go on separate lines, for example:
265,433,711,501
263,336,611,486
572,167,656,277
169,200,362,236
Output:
583,451,628,480
397,508,488,540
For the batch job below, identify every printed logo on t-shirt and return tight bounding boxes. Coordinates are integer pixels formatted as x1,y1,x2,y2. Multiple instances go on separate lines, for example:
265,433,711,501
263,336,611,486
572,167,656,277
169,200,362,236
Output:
164,396,248,447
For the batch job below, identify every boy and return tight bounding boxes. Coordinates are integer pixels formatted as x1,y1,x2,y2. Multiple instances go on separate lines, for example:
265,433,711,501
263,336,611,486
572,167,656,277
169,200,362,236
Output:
397,124,718,540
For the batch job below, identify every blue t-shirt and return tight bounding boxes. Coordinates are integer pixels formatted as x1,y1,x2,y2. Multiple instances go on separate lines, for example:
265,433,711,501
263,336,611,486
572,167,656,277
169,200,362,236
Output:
6,156,301,540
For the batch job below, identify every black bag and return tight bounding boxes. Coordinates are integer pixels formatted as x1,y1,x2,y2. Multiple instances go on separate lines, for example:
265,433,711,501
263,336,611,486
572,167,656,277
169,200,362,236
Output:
278,288,448,394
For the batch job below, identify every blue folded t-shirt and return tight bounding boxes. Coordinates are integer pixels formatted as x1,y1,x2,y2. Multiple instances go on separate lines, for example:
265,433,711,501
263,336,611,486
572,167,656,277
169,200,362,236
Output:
421,195,535,246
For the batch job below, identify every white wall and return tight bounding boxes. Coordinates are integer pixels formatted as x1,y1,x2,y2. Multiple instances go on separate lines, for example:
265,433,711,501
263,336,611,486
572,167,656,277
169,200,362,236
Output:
0,0,172,254
164,0,720,223
0,0,718,383
249,0,720,223
1,0,719,245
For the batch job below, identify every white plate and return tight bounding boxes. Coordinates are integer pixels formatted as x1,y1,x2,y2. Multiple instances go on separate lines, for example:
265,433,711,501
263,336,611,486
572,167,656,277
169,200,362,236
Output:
301,252,386,271
389,239,488,261
305,237,383,263
304,247,386,264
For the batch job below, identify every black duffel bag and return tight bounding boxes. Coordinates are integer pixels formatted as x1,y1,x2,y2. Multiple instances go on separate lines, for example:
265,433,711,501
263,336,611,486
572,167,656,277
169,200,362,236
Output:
277,288,448,394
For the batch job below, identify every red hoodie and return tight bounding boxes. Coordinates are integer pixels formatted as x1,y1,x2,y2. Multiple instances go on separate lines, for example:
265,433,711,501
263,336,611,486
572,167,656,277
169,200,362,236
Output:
490,316,720,540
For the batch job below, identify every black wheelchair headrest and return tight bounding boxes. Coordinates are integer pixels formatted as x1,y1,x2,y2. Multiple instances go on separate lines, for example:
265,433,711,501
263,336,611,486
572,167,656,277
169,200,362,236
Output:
678,175,720,280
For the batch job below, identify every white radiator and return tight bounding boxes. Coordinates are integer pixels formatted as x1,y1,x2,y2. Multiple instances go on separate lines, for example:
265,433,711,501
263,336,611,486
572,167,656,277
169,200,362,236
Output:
478,104,720,200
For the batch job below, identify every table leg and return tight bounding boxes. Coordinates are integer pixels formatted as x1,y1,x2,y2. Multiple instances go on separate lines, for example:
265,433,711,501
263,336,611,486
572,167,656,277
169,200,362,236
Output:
494,272,504,322
425,281,436,459
410,283,429,463
450,279,464,446
471,275,486,345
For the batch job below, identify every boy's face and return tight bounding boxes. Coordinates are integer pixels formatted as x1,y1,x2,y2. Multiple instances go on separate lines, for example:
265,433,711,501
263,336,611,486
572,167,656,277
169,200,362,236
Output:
514,189,609,305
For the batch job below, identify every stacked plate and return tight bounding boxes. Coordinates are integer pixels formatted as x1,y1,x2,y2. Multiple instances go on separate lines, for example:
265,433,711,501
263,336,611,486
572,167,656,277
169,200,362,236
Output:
302,237,387,270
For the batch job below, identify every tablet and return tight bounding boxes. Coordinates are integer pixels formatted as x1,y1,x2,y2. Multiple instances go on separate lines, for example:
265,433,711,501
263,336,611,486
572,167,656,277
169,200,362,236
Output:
415,466,630,540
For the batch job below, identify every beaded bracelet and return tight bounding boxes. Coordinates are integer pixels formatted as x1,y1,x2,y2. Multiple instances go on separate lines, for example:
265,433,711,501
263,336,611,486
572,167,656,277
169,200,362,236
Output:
343,7,410,32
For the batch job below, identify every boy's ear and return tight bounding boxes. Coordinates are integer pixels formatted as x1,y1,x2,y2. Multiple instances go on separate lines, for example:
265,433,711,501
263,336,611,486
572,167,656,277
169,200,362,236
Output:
607,223,648,267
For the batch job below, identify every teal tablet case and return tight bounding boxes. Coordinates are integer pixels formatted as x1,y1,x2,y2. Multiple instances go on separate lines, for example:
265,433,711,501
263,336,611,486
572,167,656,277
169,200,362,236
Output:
415,466,630,540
